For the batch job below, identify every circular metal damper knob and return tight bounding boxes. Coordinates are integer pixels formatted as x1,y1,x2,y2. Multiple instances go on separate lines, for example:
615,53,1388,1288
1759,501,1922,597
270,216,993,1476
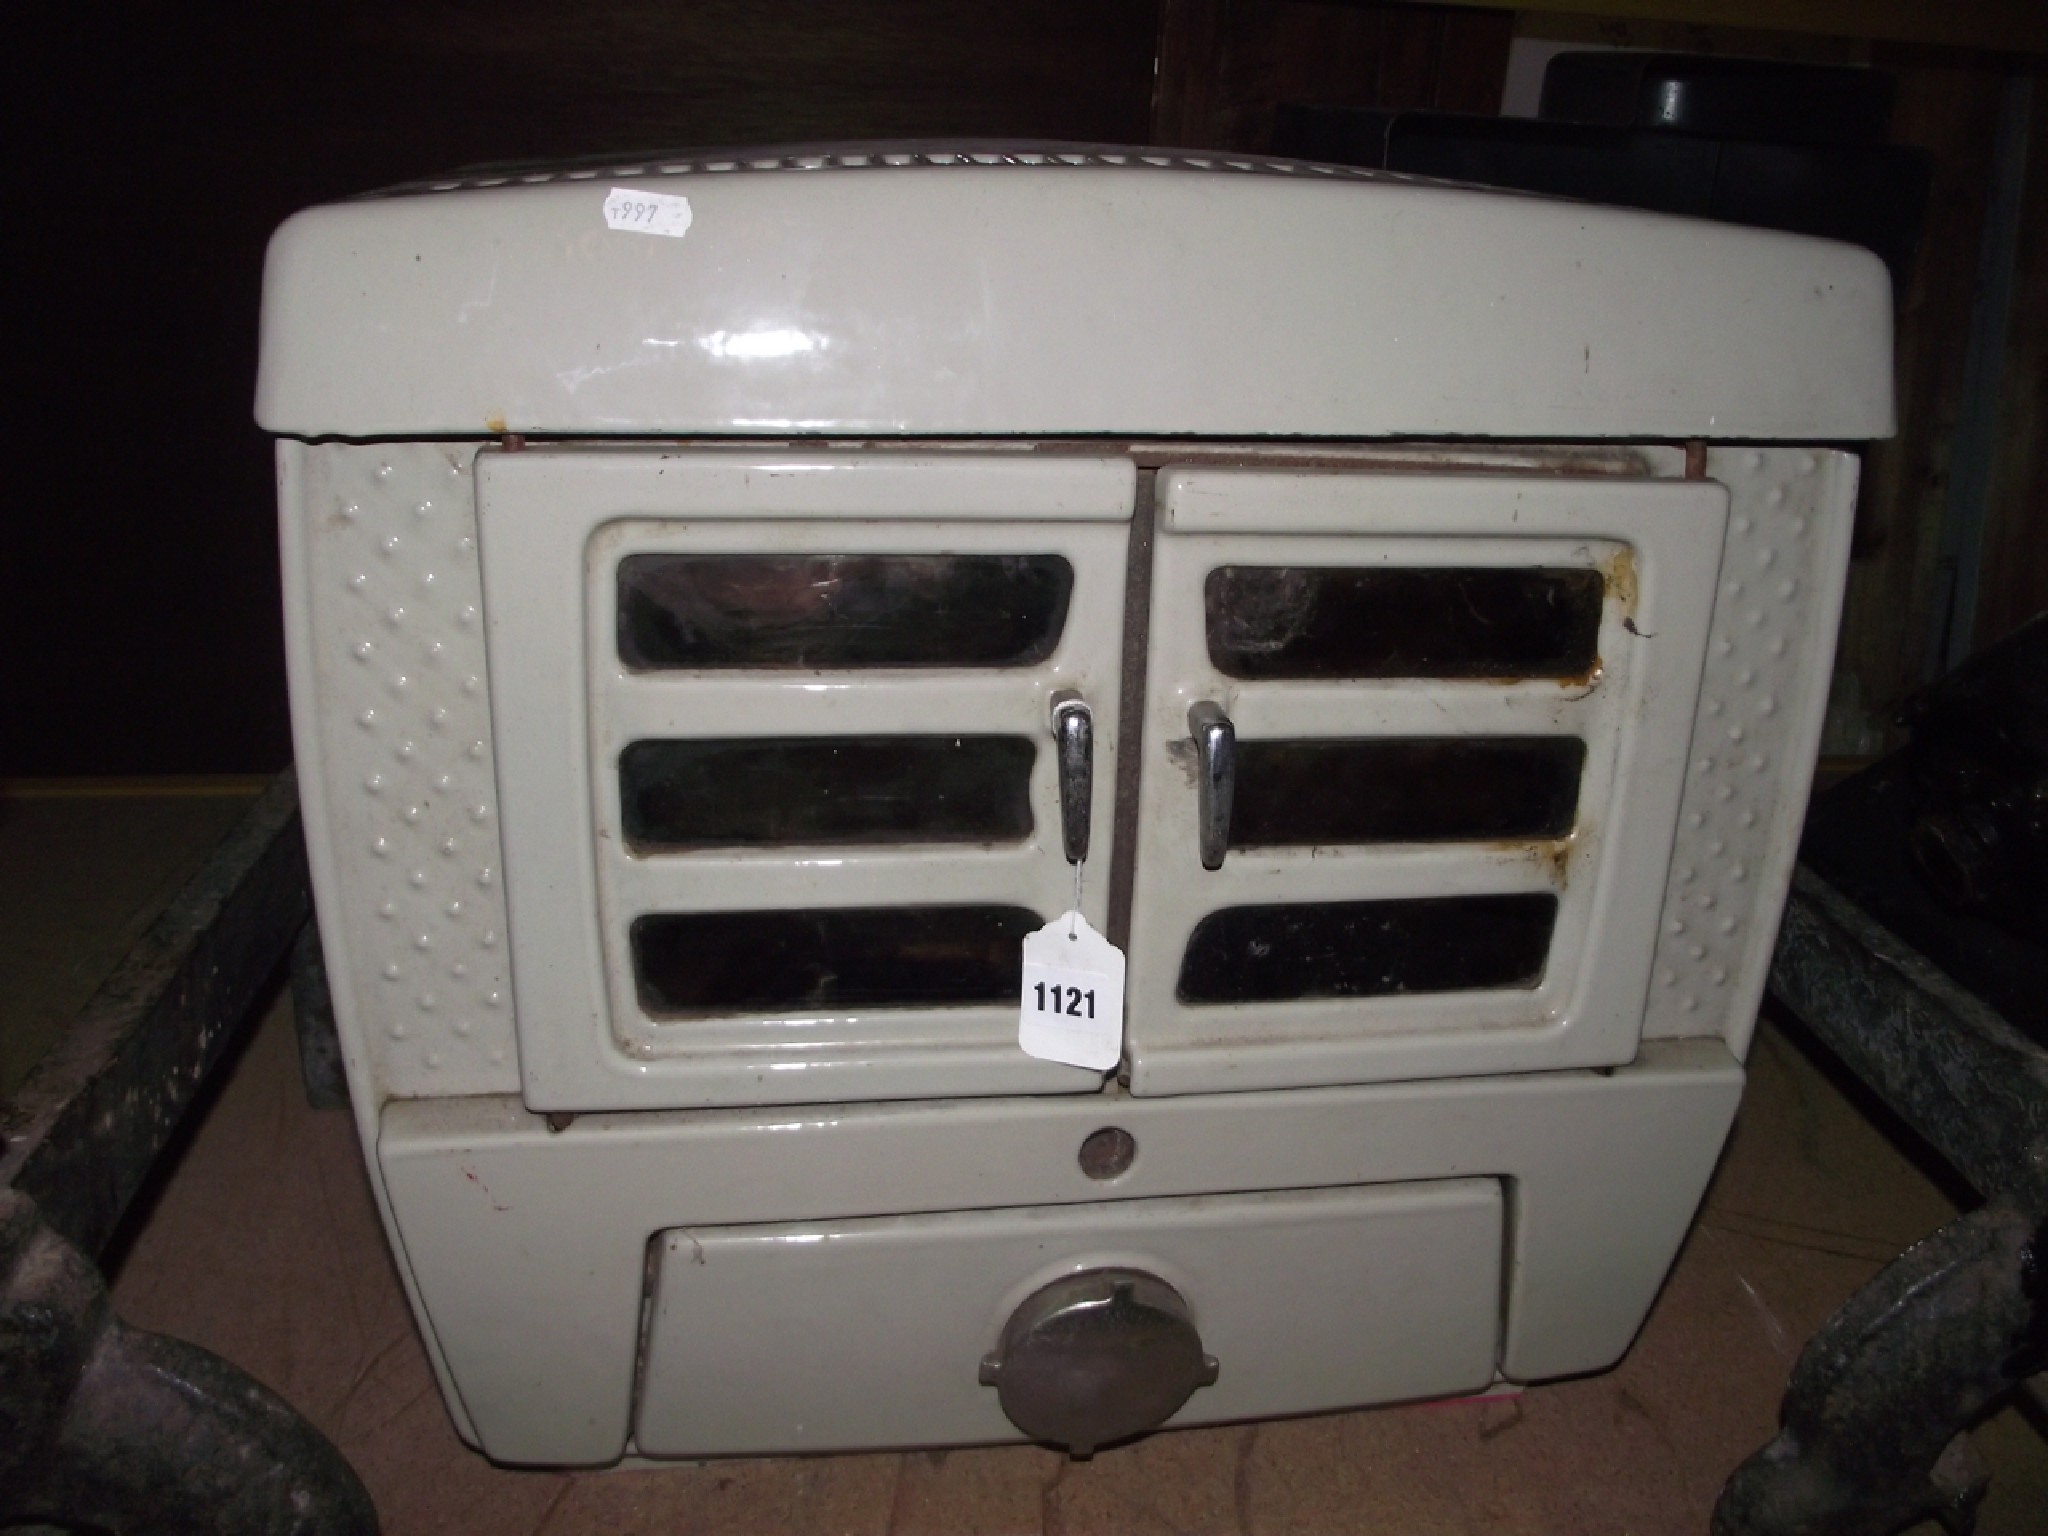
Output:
978,1268,1220,1455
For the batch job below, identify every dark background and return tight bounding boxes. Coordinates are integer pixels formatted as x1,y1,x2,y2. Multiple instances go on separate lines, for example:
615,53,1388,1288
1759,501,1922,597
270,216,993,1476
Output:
8,2,2044,775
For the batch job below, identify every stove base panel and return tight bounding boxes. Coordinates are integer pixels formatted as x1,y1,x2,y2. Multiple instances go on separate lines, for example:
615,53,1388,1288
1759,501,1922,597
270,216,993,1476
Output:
636,1180,1502,1456
378,1037,1740,1465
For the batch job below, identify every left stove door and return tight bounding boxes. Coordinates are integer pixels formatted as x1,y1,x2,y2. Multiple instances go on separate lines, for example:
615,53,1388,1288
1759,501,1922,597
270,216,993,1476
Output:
477,447,1135,1112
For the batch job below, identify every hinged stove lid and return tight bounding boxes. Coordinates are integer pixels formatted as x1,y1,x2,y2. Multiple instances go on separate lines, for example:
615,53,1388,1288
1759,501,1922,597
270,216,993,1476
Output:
256,142,1892,442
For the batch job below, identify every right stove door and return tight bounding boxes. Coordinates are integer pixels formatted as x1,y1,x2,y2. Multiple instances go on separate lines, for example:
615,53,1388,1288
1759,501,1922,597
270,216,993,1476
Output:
1126,468,1728,1097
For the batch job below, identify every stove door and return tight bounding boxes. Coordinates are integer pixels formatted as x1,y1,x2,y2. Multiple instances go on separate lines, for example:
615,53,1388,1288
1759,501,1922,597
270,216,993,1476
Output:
1126,468,1727,1096
478,448,1133,1112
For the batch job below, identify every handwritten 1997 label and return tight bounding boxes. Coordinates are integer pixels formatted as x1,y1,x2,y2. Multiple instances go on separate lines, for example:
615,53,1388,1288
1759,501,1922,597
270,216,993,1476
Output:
1019,912,1125,1072
603,187,693,239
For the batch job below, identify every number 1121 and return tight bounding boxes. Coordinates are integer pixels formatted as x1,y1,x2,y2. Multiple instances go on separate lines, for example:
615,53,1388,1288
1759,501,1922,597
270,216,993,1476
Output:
1032,981,1095,1018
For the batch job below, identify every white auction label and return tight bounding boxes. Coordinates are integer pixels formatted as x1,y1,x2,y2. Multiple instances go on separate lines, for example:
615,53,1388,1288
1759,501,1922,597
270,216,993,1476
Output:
1018,912,1125,1072
602,186,693,239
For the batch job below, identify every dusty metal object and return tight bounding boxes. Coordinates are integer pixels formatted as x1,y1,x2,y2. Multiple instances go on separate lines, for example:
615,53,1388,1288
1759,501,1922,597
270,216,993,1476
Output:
978,1268,1219,1454
0,1188,378,1535
0,773,378,1533
0,772,311,1254
291,922,349,1112
1715,865,2048,1535
1713,1197,2046,1536
1722,620,2048,1534
1767,868,2048,1203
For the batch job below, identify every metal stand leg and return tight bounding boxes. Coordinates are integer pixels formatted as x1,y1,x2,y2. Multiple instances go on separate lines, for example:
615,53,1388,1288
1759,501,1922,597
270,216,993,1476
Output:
0,1188,378,1535
1716,865,2048,1535
1714,1198,2047,1536
1,773,380,1531
290,921,349,1111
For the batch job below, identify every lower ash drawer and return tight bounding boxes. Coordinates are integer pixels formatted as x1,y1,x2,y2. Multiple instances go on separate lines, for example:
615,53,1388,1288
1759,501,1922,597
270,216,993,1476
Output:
633,1178,1503,1457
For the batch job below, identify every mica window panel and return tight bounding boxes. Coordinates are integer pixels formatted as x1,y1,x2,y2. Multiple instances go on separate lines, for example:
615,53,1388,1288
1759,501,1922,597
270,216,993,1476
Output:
619,736,1037,851
632,906,1044,1018
1231,737,1585,847
1207,565,1604,680
618,553,1074,670
1177,894,1559,1005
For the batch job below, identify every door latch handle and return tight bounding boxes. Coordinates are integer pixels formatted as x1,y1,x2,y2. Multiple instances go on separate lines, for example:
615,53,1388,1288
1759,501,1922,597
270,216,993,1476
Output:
1188,702,1235,871
1050,691,1093,866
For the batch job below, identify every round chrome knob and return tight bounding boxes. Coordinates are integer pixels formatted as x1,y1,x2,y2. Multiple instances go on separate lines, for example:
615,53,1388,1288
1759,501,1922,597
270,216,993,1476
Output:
978,1268,1219,1455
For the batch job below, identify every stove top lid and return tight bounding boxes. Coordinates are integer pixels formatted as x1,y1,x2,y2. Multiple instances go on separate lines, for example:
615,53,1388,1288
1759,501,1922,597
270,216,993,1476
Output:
256,141,1892,442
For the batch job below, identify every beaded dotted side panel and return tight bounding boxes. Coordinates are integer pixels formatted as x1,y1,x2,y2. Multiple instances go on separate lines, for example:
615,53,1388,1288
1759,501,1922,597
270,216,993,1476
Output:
1640,447,1859,1057
286,441,520,1099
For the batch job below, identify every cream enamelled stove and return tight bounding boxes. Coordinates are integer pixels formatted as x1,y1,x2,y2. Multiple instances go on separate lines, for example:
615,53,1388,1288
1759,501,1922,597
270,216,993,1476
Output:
258,145,1893,1464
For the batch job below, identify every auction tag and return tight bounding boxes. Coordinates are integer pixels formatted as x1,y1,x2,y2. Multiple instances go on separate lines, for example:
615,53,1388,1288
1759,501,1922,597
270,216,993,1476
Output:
1019,912,1125,1072
603,186,694,239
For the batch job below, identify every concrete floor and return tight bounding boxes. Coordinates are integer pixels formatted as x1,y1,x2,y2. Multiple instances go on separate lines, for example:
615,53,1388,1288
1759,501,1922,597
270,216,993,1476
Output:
9,789,2047,1534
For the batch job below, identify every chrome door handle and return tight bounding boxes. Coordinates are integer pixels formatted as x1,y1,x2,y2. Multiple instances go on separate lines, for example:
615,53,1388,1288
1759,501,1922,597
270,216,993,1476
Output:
1050,691,1093,865
1188,702,1235,871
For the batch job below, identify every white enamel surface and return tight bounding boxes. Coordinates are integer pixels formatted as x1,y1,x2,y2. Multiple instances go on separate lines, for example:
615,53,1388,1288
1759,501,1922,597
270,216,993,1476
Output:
378,1037,1740,1465
1642,449,1860,1056
277,438,501,1444
477,448,1132,1111
635,1181,1502,1456
1127,471,1727,1096
257,159,1892,441
279,439,1849,1465
279,440,1849,1113
279,441,521,1100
